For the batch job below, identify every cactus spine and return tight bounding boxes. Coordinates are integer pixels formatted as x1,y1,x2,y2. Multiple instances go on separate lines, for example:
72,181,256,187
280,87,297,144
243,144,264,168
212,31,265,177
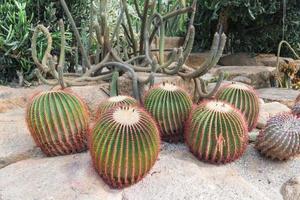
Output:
256,113,300,160
143,83,193,142
96,95,137,119
26,90,89,156
185,100,248,164
90,106,160,188
215,83,260,131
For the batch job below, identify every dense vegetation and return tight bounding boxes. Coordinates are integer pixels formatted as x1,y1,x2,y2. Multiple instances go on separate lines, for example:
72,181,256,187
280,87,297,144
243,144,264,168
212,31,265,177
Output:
0,0,299,84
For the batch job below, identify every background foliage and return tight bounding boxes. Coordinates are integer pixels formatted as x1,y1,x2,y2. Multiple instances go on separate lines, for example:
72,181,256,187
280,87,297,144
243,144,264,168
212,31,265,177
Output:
194,0,300,55
0,0,300,85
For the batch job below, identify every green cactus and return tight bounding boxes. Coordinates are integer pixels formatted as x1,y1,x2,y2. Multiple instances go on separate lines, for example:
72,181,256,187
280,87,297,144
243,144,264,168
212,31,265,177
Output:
256,113,300,160
143,83,193,142
26,90,89,156
185,100,248,164
90,106,160,188
95,95,138,119
215,83,260,131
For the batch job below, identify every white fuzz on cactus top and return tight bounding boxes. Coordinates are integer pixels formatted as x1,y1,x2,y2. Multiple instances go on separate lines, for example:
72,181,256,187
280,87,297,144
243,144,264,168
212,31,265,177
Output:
228,83,250,90
108,95,128,102
159,83,178,91
113,107,140,125
206,101,233,113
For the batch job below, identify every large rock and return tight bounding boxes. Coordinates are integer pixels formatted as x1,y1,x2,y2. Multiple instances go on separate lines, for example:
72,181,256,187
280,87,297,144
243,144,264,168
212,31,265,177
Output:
212,66,276,88
185,52,210,69
281,177,300,200
0,109,43,169
0,85,50,113
3,143,296,200
256,54,298,68
256,102,291,129
258,88,299,108
219,53,259,66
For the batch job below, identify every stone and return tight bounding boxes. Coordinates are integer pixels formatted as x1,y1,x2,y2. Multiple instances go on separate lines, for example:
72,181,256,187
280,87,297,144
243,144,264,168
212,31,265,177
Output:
0,85,50,113
212,66,276,89
219,53,259,66
256,54,296,67
261,102,291,117
185,52,210,69
249,129,260,143
258,88,299,108
281,177,300,200
257,111,270,129
0,109,43,169
232,76,252,85
2,143,295,200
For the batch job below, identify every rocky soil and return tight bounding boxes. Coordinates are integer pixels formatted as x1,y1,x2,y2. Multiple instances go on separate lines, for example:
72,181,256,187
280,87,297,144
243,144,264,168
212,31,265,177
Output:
0,80,299,200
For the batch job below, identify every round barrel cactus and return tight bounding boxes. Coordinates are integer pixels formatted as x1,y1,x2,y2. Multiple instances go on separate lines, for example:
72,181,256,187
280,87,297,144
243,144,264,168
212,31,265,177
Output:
185,100,248,164
143,83,192,142
26,90,89,156
215,83,260,131
90,106,160,188
95,95,137,119
256,113,300,160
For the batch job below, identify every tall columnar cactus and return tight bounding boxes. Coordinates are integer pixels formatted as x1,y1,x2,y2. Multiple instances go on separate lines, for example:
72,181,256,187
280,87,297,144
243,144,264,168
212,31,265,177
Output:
95,95,138,119
26,90,89,156
185,100,248,164
215,83,260,131
90,106,160,188
143,83,193,142
256,113,300,160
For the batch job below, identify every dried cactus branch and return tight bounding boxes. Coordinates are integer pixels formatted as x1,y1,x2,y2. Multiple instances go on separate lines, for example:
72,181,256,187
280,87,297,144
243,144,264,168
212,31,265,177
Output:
31,25,52,73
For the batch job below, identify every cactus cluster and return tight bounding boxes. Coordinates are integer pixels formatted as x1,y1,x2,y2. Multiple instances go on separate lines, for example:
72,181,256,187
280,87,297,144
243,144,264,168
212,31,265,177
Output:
185,100,248,164
90,106,160,188
215,83,260,131
256,113,300,160
26,90,89,156
143,83,193,142
95,95,137,119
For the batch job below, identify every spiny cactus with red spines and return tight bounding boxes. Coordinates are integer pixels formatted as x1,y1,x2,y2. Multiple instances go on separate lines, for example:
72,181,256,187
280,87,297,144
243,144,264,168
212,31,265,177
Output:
256,113,300,160
215,83,260,131
26,90,89,156
143,83,192,142
185,100,248,164
90,106,160,188
95,95,137,119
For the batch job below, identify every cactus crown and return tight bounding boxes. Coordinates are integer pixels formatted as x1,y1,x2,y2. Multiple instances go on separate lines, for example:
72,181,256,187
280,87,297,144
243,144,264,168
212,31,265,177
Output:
90,106,160,188
144,82,192,142
215,83,260,131
185,100,248,164
95,95,137,120
256,113,300,160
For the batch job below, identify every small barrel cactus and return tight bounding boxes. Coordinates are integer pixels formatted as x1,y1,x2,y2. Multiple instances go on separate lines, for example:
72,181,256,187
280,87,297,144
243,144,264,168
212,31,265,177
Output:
256,113,300,160
90,106,160,188
215,83,260,131
143,83,192,142
26,90,89,156
292,103,300,118
95,95,137,119
185,100,248,164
